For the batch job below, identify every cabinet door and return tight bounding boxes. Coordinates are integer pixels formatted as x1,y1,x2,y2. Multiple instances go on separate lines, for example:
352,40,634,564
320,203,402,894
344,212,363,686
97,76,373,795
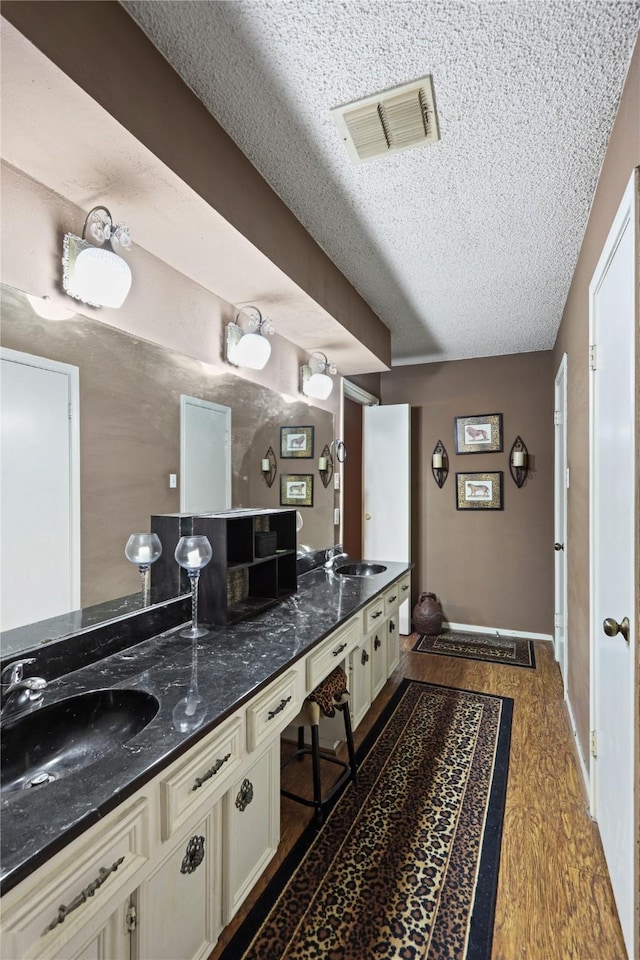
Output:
223,740,280,922
136,806,222,960
370,626,388,700
350,635,372,729
387,613,400,674
65,902,130,960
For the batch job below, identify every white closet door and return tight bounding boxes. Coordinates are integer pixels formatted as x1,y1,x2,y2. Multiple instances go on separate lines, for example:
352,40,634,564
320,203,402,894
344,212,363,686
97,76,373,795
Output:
363,404,411,633
180,395,231,514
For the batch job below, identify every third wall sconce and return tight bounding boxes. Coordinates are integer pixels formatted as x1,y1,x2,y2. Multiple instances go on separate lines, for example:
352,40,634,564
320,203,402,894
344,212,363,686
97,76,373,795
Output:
509,435,529,487
318,444,334,488
261,446,277,487
431,440,449,488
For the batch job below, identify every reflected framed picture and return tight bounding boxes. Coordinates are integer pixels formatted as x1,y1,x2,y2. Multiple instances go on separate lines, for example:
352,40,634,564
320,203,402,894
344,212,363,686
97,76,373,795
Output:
454,413,503,454
280,473,314,507
280,425,314,459
456,471,503,510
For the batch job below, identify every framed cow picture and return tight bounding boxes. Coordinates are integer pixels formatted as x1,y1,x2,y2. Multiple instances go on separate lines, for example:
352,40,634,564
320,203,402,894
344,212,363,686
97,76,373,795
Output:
456,471,503,510
454,413,503,454
280,474,314,507
280,425,314,459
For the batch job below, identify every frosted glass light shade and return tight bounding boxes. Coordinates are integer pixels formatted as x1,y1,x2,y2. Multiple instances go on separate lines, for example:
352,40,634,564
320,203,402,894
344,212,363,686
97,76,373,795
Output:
73,245,132,308
236,332,271,370
303,371,333,399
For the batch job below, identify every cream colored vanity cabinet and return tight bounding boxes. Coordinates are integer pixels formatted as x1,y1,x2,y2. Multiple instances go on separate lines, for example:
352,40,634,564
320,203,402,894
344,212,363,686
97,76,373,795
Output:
304,614,362,692
135,803,223,960
222,739,280,922
348,633,373,729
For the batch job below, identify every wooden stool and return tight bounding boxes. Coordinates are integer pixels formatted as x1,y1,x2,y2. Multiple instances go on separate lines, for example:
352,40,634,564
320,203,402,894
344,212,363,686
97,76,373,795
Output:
281,666,357,824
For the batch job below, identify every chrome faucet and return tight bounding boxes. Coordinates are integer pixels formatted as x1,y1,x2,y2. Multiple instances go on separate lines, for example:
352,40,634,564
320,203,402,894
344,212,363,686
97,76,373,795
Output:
1,658,47,721
324,544,348,570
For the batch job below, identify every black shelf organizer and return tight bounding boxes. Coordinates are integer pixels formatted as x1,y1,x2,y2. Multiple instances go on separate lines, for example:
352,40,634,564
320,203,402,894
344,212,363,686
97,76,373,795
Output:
151,508,297,626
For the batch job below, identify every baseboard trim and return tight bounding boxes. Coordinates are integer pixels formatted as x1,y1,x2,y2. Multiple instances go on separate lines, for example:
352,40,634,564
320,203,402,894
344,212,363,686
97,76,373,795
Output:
442,621,554,643
565,693,591,805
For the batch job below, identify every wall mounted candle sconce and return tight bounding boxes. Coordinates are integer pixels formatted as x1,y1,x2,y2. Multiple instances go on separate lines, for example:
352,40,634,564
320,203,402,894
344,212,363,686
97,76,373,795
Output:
301,352,337,399
226,305,275,370
509,436,529,487
431,440,449,488
318,443,334,488
62,206,132,308
261,446,277,487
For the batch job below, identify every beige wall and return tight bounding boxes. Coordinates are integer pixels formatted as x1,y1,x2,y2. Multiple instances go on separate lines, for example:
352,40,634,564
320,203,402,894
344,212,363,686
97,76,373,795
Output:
381,352,554,635
552,38,640,762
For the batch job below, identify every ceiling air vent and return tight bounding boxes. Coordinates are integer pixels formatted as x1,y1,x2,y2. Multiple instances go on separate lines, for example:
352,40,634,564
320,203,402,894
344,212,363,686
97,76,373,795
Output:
331,76,440,164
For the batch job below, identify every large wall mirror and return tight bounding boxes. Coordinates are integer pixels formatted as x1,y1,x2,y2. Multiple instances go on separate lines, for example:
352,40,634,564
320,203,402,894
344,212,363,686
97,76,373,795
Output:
1,283,335,653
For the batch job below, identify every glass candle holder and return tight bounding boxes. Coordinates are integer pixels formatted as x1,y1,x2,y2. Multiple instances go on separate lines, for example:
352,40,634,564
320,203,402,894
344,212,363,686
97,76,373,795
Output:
125,533,162,606
174,535,213,638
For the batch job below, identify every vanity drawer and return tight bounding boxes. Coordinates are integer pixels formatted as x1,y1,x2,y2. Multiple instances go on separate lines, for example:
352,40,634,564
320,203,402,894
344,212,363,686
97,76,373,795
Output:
396,573,411,604
384,582,401,614
2,797,150,960
305,614,362,691
160,710,245,840
246,666,302,752
364,597,385,633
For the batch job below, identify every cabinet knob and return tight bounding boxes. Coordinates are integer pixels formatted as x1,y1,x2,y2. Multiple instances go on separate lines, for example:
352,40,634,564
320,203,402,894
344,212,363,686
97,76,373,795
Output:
235,778,254,812
180,836,205,875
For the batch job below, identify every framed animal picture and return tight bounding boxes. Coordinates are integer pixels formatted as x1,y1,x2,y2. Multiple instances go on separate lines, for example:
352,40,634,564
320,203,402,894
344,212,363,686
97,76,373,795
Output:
280,473,314,507
454,413,503,454
456,471,503,510
280,425,314,459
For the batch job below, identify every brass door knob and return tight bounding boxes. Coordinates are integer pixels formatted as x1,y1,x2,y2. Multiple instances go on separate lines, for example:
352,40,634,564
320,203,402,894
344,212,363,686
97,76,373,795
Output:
603,617,630,642
554,542,564,551
364,513,371,520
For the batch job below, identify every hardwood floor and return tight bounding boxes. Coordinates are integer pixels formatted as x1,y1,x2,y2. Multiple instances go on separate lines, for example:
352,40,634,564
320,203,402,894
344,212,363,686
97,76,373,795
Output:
210,634,626,960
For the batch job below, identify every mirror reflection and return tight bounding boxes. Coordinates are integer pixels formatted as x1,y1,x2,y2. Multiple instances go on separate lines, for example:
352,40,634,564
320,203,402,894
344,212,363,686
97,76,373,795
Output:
1,282,335,651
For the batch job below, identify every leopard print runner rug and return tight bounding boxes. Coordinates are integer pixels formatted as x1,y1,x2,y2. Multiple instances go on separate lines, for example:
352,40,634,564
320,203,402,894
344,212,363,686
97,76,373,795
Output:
220,680,513,960
413,631,536,669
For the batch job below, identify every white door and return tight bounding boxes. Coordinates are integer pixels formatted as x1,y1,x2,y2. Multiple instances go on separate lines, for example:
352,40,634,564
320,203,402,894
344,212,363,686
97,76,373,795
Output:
1,348,80,631
554,354,568,687
180,396,231,513
589,170,637,956
363,404,411,633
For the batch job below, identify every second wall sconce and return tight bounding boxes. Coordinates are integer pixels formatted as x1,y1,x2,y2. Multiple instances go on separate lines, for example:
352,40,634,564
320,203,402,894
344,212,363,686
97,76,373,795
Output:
301,352,337,399
226,305,275,370
261,446,277,487
431,440,449,488
318,444,334,488
509,435,529,487
62,205,132,309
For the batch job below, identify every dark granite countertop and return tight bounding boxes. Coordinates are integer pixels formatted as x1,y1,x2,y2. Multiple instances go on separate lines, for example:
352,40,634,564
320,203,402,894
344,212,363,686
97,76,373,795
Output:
0,560,411,896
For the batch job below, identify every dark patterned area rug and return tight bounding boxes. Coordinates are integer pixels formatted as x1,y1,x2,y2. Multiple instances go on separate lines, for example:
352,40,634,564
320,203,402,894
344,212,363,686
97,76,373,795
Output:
220,679,513,960
413,631,536,669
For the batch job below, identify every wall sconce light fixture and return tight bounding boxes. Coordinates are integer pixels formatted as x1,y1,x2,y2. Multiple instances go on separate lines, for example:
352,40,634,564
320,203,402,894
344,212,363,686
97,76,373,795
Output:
226,306,274,370
301,351,337,399
509,435,529,487
318,443,334,488
62,206,132,308
261,446,277,487
431,440,449,488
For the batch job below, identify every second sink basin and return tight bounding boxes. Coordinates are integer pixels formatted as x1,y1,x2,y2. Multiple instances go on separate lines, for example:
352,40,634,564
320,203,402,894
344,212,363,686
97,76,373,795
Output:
1,688,159,795
335,562,387,577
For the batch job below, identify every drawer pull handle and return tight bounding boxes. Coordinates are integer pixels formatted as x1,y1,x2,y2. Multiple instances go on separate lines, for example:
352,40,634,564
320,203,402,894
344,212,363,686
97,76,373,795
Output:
388,594,397,602
333,642,348,657
268,696,292,720
374,636,381,651
192,753,231,791
371,611,383,620
361,649,370,665
402,584,409,592
45,857,125,932
235,778,254,812
390,620,395,632
181,835,205,874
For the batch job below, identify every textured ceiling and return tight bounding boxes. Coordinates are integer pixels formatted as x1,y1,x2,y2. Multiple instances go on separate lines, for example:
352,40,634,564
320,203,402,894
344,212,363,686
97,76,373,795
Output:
121,0,639,365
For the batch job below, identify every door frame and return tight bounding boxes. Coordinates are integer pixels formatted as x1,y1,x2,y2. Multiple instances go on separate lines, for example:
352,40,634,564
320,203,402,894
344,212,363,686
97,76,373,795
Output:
340,379,380,553
553,352,568,689
180,395,232,513
587,169,638,952
1,346,81,611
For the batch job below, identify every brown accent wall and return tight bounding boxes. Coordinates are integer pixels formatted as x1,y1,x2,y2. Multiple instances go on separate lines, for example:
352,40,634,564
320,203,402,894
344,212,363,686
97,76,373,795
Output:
343,398,364,558
381,352,554,635
1,0,390,368
552,38,640,763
